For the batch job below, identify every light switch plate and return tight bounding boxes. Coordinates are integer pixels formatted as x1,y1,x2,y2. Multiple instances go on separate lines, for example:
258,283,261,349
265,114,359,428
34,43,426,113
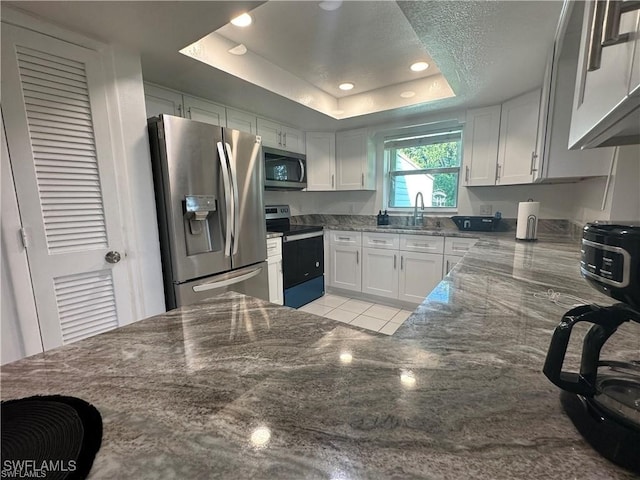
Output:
479,204,492,215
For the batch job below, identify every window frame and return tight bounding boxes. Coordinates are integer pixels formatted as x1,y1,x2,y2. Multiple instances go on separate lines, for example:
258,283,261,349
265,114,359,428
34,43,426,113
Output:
384,126,463,213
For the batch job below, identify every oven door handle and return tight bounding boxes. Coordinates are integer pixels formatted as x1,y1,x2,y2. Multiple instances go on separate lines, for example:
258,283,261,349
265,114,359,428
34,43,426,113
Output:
283,231,323,242
217,141,233,257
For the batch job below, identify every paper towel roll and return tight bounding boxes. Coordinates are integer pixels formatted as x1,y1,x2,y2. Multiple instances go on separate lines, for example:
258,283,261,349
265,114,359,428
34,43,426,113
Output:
516,201,540,240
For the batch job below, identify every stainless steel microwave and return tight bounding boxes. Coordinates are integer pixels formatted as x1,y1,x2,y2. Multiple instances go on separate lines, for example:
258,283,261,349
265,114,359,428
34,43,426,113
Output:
264,147,307,190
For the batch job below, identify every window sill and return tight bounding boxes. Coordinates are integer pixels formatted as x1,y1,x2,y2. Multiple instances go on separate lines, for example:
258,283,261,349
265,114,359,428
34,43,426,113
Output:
385,208,458,215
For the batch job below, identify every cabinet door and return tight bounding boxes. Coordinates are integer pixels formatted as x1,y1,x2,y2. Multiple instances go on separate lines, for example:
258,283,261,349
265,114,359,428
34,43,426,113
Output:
267,255,283,305
443,254,464,278
569,2,640,148
257,118,282,149
497,89,541,185
144,83,183,118
330,245,361,292
463,106,501,186
362,248,399,299
281,125,305,154
336,128,368,190
306,132,336,190
398,252,443,304
226,108,256,134
183,95,226,126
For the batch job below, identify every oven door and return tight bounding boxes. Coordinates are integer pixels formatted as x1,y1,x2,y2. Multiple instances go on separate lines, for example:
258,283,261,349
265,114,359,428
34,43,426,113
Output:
264,147,307,190
282,231,323,288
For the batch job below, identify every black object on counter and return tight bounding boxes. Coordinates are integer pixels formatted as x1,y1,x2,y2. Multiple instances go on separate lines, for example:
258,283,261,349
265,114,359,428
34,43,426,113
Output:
377,210,389,226
450,214,501,232
543,222,640,475
1,395,103,479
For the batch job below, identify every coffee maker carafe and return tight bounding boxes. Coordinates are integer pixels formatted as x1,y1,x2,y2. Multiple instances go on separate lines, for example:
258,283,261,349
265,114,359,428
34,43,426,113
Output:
543,223,640,474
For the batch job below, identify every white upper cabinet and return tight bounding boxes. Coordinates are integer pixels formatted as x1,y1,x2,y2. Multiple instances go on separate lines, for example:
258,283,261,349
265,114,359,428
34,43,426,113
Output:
463,105,501,186
226,108,256,134
183,95,226,126
257,118,305,153
535,1,615,182
335,128,376,190
569,0,640,149
463,90,541,187
306,132,336,191
144,83,183,118
496,89,541,185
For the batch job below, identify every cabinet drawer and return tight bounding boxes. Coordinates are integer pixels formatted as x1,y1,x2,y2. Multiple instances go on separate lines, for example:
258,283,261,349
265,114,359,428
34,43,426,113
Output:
399,235,444,254
362,232,399,250
444,237,478,256
329,230,362,246
266,237,282,258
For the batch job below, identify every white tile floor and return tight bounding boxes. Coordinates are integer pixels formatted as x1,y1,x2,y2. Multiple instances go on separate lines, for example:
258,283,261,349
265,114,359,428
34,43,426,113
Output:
297,294,413,335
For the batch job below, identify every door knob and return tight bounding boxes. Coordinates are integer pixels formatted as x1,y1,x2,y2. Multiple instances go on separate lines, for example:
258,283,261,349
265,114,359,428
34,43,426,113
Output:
105,251,122,264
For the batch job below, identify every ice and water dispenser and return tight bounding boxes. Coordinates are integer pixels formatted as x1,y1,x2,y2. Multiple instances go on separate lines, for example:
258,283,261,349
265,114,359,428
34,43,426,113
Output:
183,194,221,255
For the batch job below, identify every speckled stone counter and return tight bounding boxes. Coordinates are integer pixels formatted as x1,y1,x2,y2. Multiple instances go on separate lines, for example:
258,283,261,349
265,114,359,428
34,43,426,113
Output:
266,231,283,239
2,237,639,479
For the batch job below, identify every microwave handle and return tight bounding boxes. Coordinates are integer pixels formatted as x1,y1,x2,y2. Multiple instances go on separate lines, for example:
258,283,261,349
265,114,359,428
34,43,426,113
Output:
298,158,305,182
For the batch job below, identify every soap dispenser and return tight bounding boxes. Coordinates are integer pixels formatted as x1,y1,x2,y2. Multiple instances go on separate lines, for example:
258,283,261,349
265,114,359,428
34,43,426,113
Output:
377,210,383,226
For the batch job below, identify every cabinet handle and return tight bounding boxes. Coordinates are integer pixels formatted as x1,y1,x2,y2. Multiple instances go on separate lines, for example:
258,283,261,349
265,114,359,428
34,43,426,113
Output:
187,107,192,119
278,131,282,146
400,256,404,270
495,164,501,182
356,250,359,264
331,174,334,188
394,254,397,269
283,132,287,147
603,1,640,46
530,151,538,174
361,173,364,187
446,260,451,274
338,236,350,241
177,104,183,117
465,165,470,183
587,0,609,71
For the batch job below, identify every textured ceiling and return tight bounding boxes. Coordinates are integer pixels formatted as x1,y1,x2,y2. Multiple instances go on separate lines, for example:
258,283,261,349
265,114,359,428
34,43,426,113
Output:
216,1,440,97
2,1,564,131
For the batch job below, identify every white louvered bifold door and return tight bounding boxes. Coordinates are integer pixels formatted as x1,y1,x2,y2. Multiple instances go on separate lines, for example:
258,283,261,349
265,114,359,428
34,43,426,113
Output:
2,23,133,350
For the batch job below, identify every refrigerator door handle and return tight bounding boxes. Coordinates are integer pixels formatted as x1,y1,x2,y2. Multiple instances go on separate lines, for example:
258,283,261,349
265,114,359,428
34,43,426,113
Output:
224,142,241,255
216,141,233,257
191,266,263,292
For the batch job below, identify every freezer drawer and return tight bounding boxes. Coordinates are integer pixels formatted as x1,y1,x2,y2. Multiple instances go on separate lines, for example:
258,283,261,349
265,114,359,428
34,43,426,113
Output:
173,262,269,308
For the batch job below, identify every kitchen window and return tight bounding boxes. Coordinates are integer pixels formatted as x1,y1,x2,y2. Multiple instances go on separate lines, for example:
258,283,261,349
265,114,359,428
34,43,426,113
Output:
385,129,462,210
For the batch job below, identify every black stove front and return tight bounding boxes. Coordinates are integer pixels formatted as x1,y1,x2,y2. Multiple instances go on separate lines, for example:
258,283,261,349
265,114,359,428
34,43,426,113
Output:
265,205,324,308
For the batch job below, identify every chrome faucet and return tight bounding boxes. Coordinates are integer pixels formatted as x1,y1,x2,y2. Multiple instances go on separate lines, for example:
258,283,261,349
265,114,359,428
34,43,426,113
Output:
413,192,424,226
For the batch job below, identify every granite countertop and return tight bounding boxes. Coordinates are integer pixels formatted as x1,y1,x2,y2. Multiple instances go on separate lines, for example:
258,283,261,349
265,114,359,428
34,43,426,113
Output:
2,236,639,479
266,231,283,239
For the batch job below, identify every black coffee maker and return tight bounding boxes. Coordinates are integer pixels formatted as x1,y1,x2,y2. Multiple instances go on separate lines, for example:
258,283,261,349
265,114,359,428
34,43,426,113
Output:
544,223,640,473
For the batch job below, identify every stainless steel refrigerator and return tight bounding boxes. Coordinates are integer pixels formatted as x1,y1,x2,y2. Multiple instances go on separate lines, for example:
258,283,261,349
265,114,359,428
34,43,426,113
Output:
148,115,268,310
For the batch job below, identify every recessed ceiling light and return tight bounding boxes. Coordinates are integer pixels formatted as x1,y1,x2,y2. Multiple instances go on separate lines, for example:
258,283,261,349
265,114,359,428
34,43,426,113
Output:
319,0,343,11
230,13,252,27
228,44,247,55
400,91,416,98
410,62,429,72
339,82,354,91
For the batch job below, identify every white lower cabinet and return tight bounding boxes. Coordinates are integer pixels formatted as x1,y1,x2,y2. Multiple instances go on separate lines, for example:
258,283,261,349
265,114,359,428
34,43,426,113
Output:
266,238,283,305
328,230,362,292
362,248,399,299
399,252,444,303
330,244,361,292
443,255,464,278
328,230,470,305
